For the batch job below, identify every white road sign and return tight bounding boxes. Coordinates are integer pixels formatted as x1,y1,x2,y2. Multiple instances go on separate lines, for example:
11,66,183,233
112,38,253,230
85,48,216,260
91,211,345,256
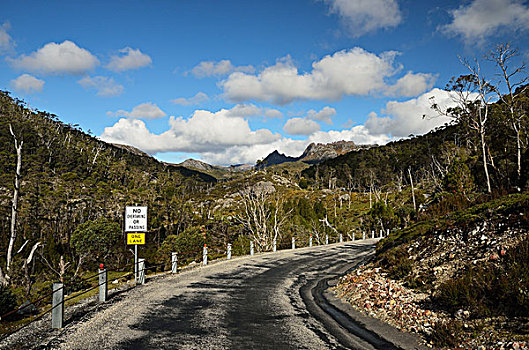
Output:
125,206,148,232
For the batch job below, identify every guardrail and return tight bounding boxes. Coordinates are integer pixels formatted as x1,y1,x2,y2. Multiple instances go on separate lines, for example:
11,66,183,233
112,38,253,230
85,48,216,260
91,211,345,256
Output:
0,229,389,340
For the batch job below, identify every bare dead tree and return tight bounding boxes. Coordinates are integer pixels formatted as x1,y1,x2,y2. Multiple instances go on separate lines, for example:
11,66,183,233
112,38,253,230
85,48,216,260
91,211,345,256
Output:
408,168,417,211
431,57,494,193
319,216,338,235
487,43,528,190
6,124,23,276
236,190,290,252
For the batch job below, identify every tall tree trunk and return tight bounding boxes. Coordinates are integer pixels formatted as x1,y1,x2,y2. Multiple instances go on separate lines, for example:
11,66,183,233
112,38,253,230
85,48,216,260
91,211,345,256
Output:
480,128,492,193
7,125,23,273
515,121,522,190
408,168,417,211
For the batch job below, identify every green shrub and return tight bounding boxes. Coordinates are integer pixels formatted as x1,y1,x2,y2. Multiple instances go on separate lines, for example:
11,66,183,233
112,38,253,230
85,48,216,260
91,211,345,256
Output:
430,320,464,348
71,218,121,268
378,246,413,280
232,235,251,256
434,236,529,318
157,226,206,264
0,285,17,319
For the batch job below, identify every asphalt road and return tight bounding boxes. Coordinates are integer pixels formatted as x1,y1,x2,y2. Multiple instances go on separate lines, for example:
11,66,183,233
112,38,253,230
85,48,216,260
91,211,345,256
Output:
50,240,423,350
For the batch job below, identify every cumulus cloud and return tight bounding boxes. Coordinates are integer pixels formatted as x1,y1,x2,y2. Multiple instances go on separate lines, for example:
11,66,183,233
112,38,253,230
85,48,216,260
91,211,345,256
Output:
171,92,209,106
443,0,529,42
78,76,124,97
199,125,390,165
324,0,402,36
387,71,438,97
106,47,152,72
8,40,99,75
0,22,14,54
225,104,283,119
190,59,255,78
221,48,436,104
10,74,45,94
99,109,388,165
364,88,464,137
99,89,464,166
306,106,336,124
100,108,281,155
283,117,321,135
107,102,167,119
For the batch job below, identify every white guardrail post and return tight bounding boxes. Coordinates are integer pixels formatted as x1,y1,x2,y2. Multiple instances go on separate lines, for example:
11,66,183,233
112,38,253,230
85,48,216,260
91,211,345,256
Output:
309,234,312,247
250,241,254,256
273,238,277,252
227,243,232,260
363,231,366,240
138,258,145,285
99,265,107,303
172,252,178,273
292,237,295,249
203,244,208,266
371,230,375,239
52,282,64,329
339,233,343,243
325,234,329,245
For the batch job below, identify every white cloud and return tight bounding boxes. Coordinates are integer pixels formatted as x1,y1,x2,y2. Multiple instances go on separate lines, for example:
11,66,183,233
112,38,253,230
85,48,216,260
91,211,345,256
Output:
78,76,124,97
171,92,209,106
106,47,152,72
0,22,14,54
100,89,464,166
283,117,321,135
100,108,281,155
190,59,255,78
225,104,283,119
324,0,402,36
365,88,462,137
10,74,45,94
306,106,336,124
199,125,389,165
107,102,167,119
8,40,99,75
221,48,436,104
443,0,529,42
387,71,438,97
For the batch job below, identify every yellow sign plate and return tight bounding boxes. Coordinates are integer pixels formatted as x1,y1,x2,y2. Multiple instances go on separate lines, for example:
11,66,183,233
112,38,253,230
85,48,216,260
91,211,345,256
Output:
127,233,145,245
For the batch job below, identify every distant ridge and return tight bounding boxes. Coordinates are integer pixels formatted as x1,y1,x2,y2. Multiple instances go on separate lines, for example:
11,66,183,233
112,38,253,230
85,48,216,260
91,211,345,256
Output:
179,158,225,172
259,140,373,167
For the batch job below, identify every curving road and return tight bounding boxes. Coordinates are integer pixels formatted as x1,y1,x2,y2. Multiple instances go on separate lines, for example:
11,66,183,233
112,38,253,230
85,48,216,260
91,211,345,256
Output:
50,241,424,350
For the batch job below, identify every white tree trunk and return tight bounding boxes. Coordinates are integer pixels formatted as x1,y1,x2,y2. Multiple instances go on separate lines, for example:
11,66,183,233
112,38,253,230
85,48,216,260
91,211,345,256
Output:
408,168,416,211
7,125,23,272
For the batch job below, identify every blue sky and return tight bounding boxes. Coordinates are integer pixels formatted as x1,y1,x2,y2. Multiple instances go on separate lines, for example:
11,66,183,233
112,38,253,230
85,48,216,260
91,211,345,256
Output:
1,0,528,165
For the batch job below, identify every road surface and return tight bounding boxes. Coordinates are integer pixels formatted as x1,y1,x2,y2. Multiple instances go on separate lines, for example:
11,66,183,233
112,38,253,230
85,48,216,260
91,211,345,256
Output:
47,241,423,349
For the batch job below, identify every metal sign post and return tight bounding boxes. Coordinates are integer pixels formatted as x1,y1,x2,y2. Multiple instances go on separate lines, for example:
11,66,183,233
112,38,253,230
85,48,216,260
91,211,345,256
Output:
125,206,147,283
